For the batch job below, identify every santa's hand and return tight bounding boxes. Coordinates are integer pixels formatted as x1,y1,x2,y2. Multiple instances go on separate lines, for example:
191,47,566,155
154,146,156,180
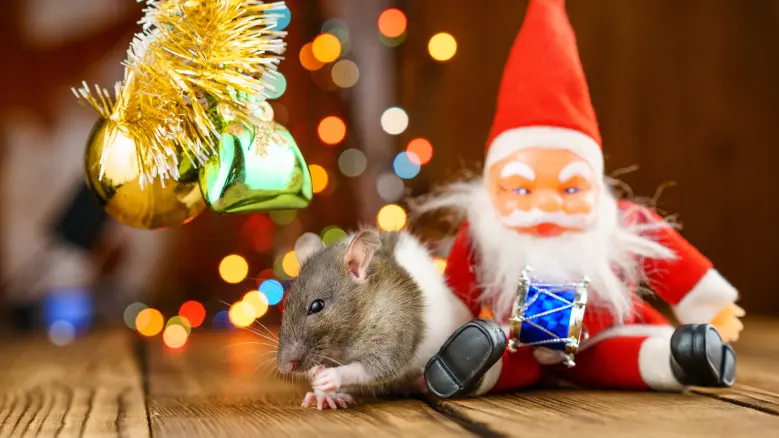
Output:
709,304,745,343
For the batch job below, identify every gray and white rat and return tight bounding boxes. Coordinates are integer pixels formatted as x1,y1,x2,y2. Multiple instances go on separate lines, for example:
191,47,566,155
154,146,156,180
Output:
277,228,471,409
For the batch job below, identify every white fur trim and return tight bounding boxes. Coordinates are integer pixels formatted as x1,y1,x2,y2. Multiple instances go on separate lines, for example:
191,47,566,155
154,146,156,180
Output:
673,269,738,325
474,358,503,396
393,232,473,371
638,337,684,391
533,347,567,365
579,324,676,353
485,126,603,176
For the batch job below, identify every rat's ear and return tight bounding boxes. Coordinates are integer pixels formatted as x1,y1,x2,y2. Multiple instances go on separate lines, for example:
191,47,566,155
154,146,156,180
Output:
344,230,380,282
295,232,324,266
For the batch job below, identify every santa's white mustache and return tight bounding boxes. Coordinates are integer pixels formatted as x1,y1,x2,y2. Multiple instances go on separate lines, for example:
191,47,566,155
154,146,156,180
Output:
501,209,593,228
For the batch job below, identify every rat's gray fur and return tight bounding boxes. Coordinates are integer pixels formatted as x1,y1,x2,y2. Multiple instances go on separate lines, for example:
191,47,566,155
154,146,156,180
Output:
278,230,426,392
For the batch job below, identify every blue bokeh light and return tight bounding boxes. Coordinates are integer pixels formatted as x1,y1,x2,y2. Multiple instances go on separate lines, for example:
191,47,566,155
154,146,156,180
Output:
212,310,231,330
259,279,285,305
43,288,93,333
393,152,421,179
271,5,291,31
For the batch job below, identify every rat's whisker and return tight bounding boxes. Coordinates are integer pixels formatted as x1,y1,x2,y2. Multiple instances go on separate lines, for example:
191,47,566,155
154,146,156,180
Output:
312,353,344,367
253,320,279,340
221,341,276,351
243,327,279,344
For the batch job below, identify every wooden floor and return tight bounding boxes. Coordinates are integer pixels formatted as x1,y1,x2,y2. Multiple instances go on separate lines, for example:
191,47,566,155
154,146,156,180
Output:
1,319,778,438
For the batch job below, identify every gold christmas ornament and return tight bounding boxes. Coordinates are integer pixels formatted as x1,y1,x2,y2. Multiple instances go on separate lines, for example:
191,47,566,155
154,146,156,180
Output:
85,119,206,229
74,0,290,187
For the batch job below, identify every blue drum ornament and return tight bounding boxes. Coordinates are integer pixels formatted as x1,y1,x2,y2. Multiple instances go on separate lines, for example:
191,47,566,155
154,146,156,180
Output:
508,267,589,367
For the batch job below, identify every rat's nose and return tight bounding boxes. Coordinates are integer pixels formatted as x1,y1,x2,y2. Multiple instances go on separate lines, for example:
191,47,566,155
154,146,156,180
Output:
289,360,300,371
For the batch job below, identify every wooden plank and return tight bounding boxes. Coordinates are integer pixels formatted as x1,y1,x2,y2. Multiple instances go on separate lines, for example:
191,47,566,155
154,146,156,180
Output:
0,331,148,438
443,390,779,438
693,317,779,415
439,317,779,437
146,330,472,438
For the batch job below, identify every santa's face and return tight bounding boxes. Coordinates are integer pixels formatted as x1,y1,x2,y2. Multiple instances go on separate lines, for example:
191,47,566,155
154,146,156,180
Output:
487,148,599,237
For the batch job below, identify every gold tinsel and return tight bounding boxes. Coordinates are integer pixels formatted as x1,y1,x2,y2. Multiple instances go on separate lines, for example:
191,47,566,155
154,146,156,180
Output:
73,0,288,186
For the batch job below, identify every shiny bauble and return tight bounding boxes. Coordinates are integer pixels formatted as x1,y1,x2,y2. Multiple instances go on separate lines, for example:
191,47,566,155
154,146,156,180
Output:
84,119,207,229
198,121,313,214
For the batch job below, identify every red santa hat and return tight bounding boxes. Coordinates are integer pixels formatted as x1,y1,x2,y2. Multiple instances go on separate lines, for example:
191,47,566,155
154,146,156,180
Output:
485,0,604,176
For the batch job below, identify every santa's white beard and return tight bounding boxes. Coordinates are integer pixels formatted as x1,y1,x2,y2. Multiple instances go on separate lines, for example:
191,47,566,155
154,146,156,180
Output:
414,178,675,323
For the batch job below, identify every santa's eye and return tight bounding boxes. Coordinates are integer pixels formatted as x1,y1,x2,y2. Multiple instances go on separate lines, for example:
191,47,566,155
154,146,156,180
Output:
513,188,531,195
564,187,579,194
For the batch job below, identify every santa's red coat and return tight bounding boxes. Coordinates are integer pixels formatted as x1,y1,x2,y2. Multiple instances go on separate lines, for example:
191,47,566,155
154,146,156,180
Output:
444,200,738,391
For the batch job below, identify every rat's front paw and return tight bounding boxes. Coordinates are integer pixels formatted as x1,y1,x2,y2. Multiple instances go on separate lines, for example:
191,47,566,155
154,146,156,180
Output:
311,367,342,392
301,391,354,410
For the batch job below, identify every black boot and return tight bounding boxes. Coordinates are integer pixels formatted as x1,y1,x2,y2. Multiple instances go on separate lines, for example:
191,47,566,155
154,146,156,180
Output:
670,324,736,388
424,318,507,399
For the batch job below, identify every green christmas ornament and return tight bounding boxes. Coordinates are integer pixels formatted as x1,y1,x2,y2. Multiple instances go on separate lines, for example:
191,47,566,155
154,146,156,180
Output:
198,116,313,214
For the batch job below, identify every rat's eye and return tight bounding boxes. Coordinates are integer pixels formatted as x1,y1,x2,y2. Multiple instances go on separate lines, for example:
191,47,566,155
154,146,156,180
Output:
307,299,325,315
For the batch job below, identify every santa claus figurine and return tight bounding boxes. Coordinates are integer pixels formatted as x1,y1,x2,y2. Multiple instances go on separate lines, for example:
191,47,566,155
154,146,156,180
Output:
419,0,744,398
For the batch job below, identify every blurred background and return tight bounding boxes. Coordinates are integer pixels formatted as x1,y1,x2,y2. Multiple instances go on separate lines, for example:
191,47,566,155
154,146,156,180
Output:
1,0,777,349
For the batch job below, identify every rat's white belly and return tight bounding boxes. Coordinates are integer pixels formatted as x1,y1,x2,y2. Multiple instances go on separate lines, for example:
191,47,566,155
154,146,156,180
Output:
392,233,472,372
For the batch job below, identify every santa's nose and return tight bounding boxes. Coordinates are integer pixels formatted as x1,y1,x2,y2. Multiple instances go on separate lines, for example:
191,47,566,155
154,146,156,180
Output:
533,190,563,212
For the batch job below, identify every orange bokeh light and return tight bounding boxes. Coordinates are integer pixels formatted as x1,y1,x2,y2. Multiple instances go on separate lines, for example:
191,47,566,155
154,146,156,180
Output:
378,9,407,38
406,138,433,165
312,33,341,63
308,165,329,194
299,42,324,71
178,300,206,328
163,324,188,349
317,116,346,145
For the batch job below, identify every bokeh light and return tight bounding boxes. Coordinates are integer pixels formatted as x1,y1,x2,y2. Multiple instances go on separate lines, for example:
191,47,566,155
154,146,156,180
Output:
338,148,367,177
282,251,301,277
228,301,256,328
321,226,348,245
273,253,290,280
434,258,448,275
48,320,76,347
270,4,291,30
393,152,422,179
327,28,351,56
318,116,346,145
219,254,249,284
381,107,409,135
322,18,348,33
243,290,270,318
380,32,406,48
166,316,192,335
254,268,275,289
378,9,407,38
212,310,230,329
263,72,287,99
428,32,457,61
178,300,206,328
377,204,408,231
312,33,341,63
299,43,324,71
332,60,360,88
136,308,164,336
123,302,148,329
244,215,275,253
259,279,285,305
308,164,329,194
406,138,433,165
163,324,188,349
376,172,405,202
269,210,296,225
